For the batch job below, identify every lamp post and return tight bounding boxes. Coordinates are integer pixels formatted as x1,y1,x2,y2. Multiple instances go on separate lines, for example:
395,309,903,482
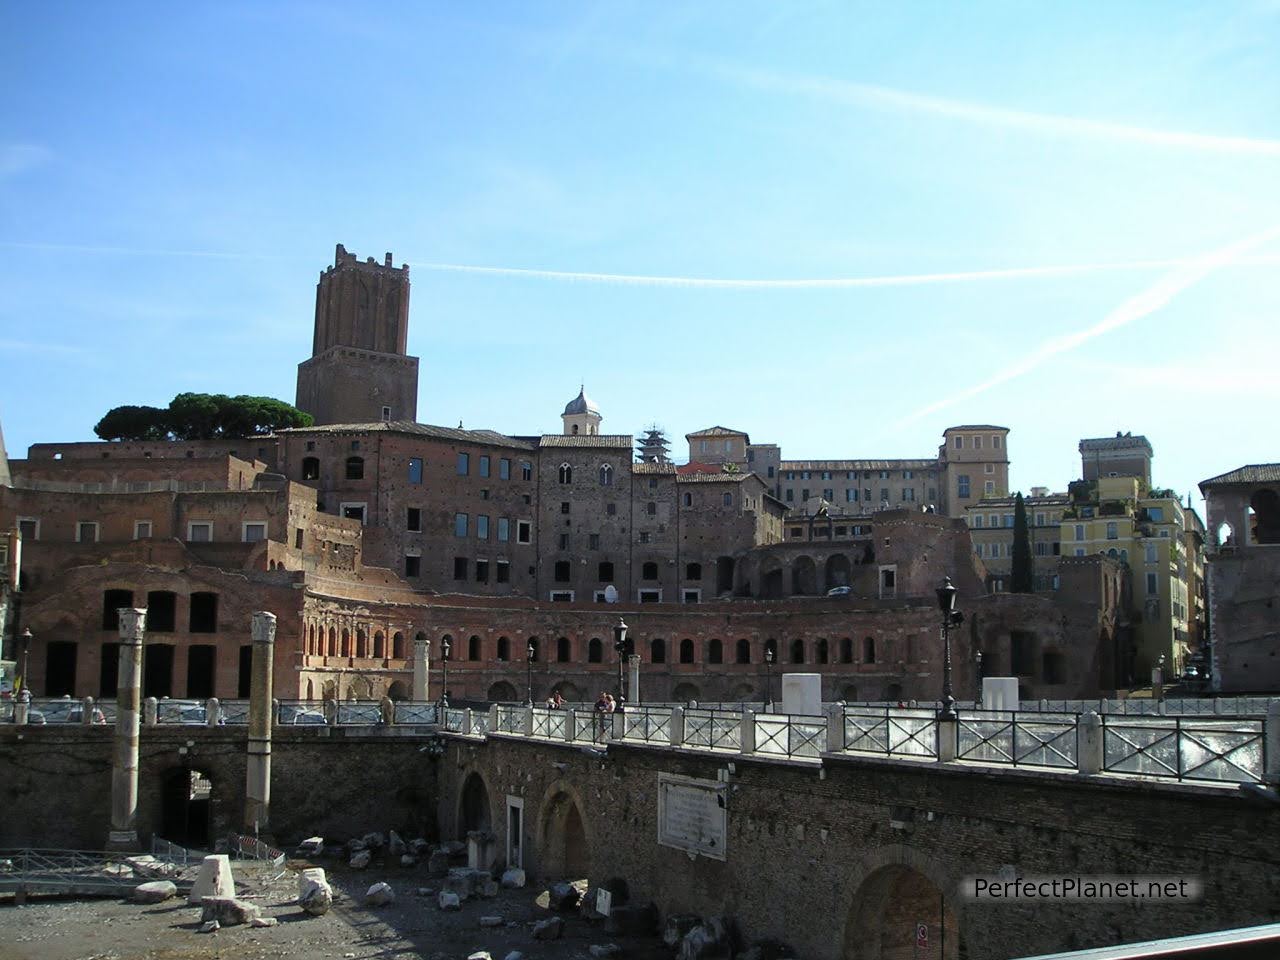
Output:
974,650,984,707
439,636,450,710
612,618,628,711
935,577,963,721
764,646,774,713
526,641,535,706
17,627,32,700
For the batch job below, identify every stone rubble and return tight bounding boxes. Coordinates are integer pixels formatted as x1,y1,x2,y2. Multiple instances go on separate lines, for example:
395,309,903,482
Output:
365,881,396,906
297,867,333,917
438,891,462,911
349,849,372,870
500,867,526,888
200,895,261,927
130,880,176,904
532,916,565,940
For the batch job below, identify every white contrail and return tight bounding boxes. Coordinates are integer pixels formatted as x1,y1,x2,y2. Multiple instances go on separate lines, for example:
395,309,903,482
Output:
417,255,1280,289
896,226,1280,426
3,239,1278,289
718,65,1280,158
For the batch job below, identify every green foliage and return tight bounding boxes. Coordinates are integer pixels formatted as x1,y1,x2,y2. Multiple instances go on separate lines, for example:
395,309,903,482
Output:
1011,491,1034,593
94,393,313,441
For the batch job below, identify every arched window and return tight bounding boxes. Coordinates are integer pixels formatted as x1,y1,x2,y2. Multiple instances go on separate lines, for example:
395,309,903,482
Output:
599,464,613,486
558,463,573,484
341,628,351,657
686,562,702,581
497,636,510,662
572,424,579,435
557,636,570,662
301,456,320,481
817,638,829,664
373,631,385,658
647,501,657,516
307,623,315,654
345,456,364,480
863,637,877,664
680,638,694,664
841,637,853,664
736,639,751,664
588,638,603,663
598,561,614,582
642,562,658,580
708,638,723,664
650,638,666,664
469,635,481,661
790,638,804,664
393,632,405,659
723,492,732,507
356,629,368,658
328,627,337,656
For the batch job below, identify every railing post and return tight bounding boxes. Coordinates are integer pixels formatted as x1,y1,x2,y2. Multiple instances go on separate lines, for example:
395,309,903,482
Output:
325,698,338,726
670,707,685,747
825,703,845,752
740,710,756,754
523,705,534,737
1077,711,1103,775
272,697,281,724
488,703,499,731
565,708,577,742
14,699,28,725
610,709,624,741
1213,697,1223,715
937,716,957,762
462,708,473,735
143,697,158,726
1266,703,1280,785
82,697,96,725
205,698,220,728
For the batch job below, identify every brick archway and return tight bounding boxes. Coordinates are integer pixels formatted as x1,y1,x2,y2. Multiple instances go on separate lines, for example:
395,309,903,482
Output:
842,843,963,960
534,779,593,883
455,768,494,838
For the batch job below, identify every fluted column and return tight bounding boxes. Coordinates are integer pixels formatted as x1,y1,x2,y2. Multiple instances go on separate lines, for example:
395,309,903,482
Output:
108,608,146,850
244,611,276,833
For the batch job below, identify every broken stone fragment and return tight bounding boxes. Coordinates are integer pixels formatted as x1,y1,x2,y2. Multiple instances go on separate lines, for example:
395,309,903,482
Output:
388,831,406,857
438,891,462,911
131,880,176,904
298,868,333,917
250,916,279,928
199,920,220,934
480,916,503,928
500,867,526,888
188,855,235,905
365,881,395,906
200,896,261,927
532,916,565,940
349,849,372,869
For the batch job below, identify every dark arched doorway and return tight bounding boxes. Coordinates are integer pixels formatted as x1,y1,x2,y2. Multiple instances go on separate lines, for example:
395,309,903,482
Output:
459,772,492,835
844,863,961,959
487,680,518,702
540,791,590,880
160,767,213,850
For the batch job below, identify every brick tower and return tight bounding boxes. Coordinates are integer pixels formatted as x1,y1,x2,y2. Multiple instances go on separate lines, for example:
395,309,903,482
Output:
295,244,420,426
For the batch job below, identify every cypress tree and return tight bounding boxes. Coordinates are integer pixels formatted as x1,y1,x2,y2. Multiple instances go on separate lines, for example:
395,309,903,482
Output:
1011,491,1034,593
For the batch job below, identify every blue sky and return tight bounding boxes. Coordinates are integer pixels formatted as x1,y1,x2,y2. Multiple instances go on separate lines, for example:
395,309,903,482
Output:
3,2,1279,512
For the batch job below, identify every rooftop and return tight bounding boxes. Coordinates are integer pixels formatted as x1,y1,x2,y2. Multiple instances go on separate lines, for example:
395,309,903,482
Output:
1200,463,1280,489
279,421,535,451
780,459,938,472
1079,433,1153,453
686,425,749,440
538,434,633,449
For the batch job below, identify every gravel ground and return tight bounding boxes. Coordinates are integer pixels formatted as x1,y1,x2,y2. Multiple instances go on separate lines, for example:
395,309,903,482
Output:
0,862,670,960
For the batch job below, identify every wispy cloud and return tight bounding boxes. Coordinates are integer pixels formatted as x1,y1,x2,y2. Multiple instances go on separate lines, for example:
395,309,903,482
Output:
711,65,1280,158
0,144,52,180
896,226,1280,426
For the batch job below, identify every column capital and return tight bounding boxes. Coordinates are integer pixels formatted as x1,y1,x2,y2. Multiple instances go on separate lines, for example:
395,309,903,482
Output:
251,611,277,645
117,608,147,644
414,635,430,652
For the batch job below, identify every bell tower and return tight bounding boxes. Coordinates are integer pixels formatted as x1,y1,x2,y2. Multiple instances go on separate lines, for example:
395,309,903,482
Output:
295,244,420,425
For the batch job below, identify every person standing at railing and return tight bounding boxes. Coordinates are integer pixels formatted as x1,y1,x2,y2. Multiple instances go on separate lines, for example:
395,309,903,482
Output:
593,691,610,742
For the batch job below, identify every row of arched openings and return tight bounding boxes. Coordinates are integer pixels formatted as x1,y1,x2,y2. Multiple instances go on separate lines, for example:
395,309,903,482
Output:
306,623,414,659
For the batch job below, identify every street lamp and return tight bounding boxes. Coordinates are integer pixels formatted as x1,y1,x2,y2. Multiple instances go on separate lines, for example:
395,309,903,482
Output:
935,577,964,721
764,646,775,712
612,618,628,711
17,628,32,700
439,636,450,710
526,641,535,706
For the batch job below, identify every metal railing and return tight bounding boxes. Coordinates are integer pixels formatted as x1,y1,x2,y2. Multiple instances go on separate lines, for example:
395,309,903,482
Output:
843,706,939,759
1101,715,1264,783
683,708,741,751
755,713,827,759
956,712,1078,769
336,701,382,725
531,706,567,740
396,702,439,725
622,705,672,744
470,711,490,736
494,704,523,734
277,700,327,725
0,848,150,895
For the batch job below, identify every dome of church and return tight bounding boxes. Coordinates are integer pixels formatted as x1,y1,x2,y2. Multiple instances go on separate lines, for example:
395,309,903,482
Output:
562,386,600,417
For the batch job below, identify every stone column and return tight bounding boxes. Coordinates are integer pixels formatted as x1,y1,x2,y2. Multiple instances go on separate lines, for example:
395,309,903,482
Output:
412,635,430,701
627,654,641,706
108,607,147,851
244,611,276,834
1077,711,1104,776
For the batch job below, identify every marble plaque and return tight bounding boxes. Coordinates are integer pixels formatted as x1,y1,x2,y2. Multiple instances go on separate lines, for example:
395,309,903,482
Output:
657,773,727,861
